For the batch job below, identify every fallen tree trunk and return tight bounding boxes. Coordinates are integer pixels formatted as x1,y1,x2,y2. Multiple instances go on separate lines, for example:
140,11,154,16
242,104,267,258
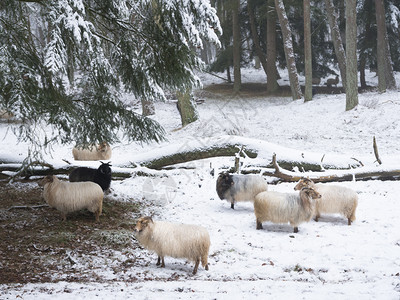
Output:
126,136,362,171
3,136,397,183
241,154,400,183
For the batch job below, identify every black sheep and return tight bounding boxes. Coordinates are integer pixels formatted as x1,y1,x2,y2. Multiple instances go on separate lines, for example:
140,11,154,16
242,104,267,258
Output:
69,162,112,192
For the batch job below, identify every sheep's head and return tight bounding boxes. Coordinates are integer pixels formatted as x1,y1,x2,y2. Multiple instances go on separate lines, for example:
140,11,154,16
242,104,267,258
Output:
294,178,314,190
98,161,112,175
97,142,110,153
134,216,153,234
39,175,55,187
300,187,321,211
302,187,321,199
216,172,234,199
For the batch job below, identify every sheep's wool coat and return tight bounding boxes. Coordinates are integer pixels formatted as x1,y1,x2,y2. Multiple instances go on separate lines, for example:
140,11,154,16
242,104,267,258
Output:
313,184,358,220
222,175,268,203
136,221,210,264
43,177,103,214
254,191,315,227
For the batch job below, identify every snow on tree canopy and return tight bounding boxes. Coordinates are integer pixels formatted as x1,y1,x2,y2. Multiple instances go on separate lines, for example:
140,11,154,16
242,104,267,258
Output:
0,0,221,164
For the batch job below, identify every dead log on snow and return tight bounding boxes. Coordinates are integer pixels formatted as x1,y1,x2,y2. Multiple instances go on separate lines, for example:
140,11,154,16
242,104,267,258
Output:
244,154,400,183
134,136,361,171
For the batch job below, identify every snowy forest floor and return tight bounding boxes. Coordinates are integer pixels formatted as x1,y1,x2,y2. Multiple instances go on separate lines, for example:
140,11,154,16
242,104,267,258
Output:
1,70,400,299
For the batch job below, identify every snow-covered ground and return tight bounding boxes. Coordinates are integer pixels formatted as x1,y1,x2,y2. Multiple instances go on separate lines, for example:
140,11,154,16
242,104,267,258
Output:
1,69,400,299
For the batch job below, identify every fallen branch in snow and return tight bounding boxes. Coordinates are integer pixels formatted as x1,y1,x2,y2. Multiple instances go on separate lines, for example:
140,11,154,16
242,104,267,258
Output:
373,136,382,165
32,244,51,252
8,204,49,211
242,154,400,183
0,164,74,178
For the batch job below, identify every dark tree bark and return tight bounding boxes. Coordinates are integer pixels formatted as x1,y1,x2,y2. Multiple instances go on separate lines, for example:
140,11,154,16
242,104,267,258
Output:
324,0,346,91
375,0,396,91
274,0,302,100
232,0,241,93
266,0,279,93
248,0,268,78
304,0,312,102
345,0,358,111
375,0,387,92
359,12,373,89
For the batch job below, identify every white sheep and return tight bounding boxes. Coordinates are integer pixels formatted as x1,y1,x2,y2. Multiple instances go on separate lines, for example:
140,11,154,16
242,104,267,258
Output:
39,175,103,221
72,142,112,161
294,178,358,225
134,216,210,275
254,187,321,233
216,172,268,209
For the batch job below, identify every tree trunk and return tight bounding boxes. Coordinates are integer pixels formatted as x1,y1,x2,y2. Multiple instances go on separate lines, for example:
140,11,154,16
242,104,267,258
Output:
324,0,346,91
232,0,241,93
359,12,372,89
375,0,387,92
246,154,400,183
345,0,358,111
274,0,302,100
266,0,279,93
375,0,396,91
303,0,312,102
141,99,155,116
177,89,198,127
226,66,232,83
359,55,367,89
384,34,396,90
248,0,268,78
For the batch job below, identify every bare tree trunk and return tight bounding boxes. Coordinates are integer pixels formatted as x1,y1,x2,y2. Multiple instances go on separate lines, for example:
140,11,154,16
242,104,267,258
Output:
375,0,396,91
141,99,155,116
232,0,241,93
226,66,232,83
274,0,302,100
324,0,346,91
359,12,373,89
359,55,367,89
177,89,198,127
375,0,387,92
248,0,268,77
266,0,279,93
304,0,312,102
345,0,358,111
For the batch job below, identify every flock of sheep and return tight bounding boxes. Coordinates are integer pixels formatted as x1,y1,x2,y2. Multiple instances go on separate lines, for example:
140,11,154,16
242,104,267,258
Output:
38,143,358,276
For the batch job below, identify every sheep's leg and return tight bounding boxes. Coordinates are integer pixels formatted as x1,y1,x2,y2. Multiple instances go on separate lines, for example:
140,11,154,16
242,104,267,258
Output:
61,213,67,222
156,256,165,267
94,210,100,222
201,254,209,271
314,214,320,222
348,209,356,225
256,220,263,230
161,257,165,267
230,198,235,209
193,259,200,275
293,227,299,233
